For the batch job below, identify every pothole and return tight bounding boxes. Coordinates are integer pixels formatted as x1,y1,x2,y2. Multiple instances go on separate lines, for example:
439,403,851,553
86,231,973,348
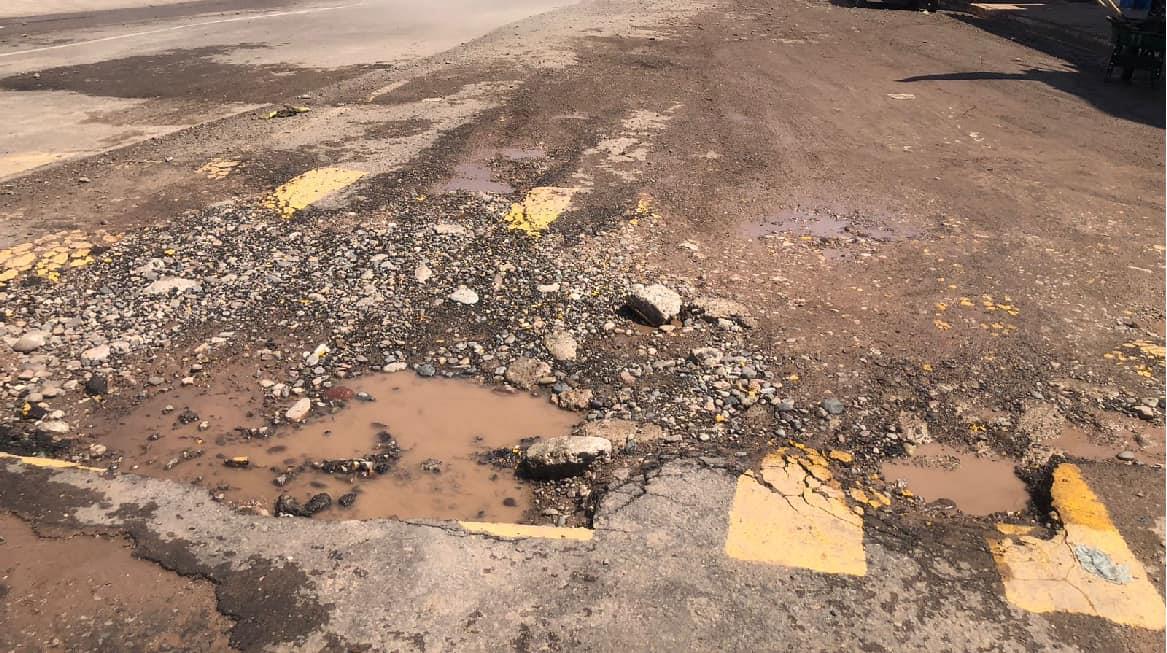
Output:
92,373,580,522
880,443,1030,516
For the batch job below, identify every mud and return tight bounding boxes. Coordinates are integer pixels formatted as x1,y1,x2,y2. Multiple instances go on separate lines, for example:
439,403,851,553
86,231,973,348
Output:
881,443,1030,516
439,162,515,194
0,513,234,652
739,208,921,242
94,373,579,522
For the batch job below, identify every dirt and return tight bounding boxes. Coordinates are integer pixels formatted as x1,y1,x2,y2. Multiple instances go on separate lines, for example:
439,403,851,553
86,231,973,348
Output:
89,372,579,522
0,513,234,652
880,443,1031,515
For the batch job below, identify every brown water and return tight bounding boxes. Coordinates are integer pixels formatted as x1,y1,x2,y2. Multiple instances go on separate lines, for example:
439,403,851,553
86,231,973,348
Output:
881,443,1030,516
96,373,579,522
439,162,514,194
1050,426,1124,461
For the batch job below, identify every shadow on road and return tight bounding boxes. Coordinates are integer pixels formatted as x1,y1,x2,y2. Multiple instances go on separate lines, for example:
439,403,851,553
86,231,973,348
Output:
897,66,1165,127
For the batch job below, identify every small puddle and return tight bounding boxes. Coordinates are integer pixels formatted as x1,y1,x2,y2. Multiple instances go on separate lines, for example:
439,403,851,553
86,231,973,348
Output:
96,373,579,522
439,162,514,194
881,443,1030,516
1049,426,1124,461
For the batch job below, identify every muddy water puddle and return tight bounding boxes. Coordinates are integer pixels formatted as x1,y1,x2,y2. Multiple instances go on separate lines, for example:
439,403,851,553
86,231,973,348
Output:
881,443,1030,516
96,373,579,522
439,162,515,194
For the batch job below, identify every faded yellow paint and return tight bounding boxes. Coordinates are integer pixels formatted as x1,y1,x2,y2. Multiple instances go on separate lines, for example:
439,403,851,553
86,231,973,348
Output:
503,187,579,236
198,158,241,180
0,452,103,472
0,230,116,285
989,463,1166,629
459,521,593,541
264,167,366,219
724,450,867,576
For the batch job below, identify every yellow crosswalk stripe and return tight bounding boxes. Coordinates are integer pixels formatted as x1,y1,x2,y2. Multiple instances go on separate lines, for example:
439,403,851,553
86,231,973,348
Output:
264,167,366,219
989,463,1166,629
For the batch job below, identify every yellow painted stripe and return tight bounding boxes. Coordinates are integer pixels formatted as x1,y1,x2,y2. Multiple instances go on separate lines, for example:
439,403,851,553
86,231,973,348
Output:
459,521,593,541
264,167,366,218
0,452,103,472
724,450,867,576
989,463,1166,629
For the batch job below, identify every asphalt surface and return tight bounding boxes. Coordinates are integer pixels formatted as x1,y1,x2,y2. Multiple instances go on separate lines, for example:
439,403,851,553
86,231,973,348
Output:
0,0,1164,651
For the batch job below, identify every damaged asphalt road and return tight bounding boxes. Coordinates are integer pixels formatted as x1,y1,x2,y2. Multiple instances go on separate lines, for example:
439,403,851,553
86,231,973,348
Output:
0,0,1164,650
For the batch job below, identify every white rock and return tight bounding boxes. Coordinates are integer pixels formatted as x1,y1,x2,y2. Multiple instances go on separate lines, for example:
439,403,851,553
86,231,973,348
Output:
285,398,312,422
143,277,202,296
544,331,578,362
433,223,469,236
80,344,111,365
37,420,70,435
414,263,433,283
449,286,479,305
626,284,681,327
523,436,612,479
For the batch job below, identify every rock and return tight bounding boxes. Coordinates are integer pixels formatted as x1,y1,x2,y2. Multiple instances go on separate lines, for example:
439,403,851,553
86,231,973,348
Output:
416,363,436,377
143,277,202,296
37,420,70,435
688,347,723,367
1017,401,1065,442
84,374,109,396
625,284,682,327
147,376,165,386
303,493,332,515
420,458,443,473
821,397,845,415
80,344,111,365
552,387,593,410
433,223,469,236
224,456,250,468
414,263,433,283
285,398,312,422
12,332,46,353
338,492,357,508
522,436,612,479
577,419,669,448
88,443,107,457
688,296,757,328
1134,405,1156,421
544,331,578,362
505,357,552,390
1117,451,1136,461
41,385,62,398
275,494,306,517
448,285,479,305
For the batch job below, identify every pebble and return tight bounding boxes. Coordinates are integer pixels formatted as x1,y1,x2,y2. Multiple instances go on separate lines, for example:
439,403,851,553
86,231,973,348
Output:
1117,451,1136,461
80,344,111,365
414,263,433,283
544,331,578,362
626,284,681,327
821,397,845,415
448,286,479,305
84,374,109,396
12,332,46,353
285,397,312,422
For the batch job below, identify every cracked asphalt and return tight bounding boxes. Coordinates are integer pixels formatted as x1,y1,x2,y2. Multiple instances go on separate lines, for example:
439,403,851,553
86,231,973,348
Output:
0,0,1164,650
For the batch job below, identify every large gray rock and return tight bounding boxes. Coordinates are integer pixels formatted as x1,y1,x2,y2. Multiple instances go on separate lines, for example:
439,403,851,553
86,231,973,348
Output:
523,436,612,479
505,357,552,390
12,332,46,353
688,296,757,328
577,419,668,449
626,284,681,327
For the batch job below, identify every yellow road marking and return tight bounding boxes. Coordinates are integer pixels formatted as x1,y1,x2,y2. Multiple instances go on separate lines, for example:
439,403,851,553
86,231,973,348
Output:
724,449,867,576
0,452,103,472
198,158,241,180
0,230,115,286
989,463,1166,629
264,167,366,219
459,521,593,541
503,186,579,237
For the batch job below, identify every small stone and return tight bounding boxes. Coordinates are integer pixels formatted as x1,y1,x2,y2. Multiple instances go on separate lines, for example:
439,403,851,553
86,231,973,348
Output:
1117,451,1136,461
1134,405,1156,421
12,332,46,353
821,397,845,415
80,344,111,365
688,296,757,328
625,284,682,327
416,363,436,377
505,357,552,390
448,285,479,305
224,456,250,468
544,331,578,362
147,376,165,386
37,420,70,435
414,263,433,283
41,385,62,398
338,492,357,508
143,277,202,296
285,398,312,422
84,374,109,396
303,493,332,515
552,388,593,410
689,347,723,367
88,443,107,457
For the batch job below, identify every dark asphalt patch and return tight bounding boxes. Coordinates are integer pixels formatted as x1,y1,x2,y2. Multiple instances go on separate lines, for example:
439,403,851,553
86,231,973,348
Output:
0,45,370,104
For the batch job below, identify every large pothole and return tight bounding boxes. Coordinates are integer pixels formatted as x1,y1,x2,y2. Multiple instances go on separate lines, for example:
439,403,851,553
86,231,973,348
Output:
89,373,580,522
